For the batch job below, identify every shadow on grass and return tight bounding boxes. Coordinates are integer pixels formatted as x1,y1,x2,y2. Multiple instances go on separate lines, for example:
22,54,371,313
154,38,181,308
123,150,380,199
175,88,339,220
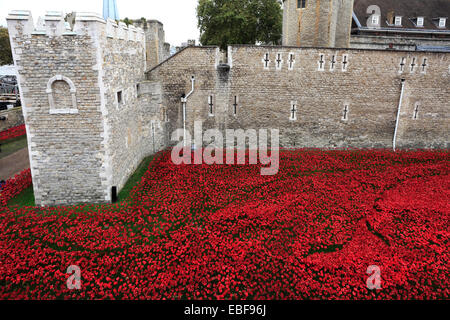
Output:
0,135,28,160
7,154,157,209
118,154,156,202
7,185,35,208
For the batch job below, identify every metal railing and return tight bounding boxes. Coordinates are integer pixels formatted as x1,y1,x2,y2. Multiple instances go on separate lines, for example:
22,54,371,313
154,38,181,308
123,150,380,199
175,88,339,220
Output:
0,83,19,96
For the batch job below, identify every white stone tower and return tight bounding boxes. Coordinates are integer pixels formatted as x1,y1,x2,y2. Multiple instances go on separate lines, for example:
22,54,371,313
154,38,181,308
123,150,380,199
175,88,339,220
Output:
282,0,354,48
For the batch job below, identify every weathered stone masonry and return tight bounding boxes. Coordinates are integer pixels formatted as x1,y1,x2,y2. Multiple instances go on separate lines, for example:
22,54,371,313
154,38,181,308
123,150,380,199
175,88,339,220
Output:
282,0,354,48
7,10,449,206
7,11,165,206
147,45,449,150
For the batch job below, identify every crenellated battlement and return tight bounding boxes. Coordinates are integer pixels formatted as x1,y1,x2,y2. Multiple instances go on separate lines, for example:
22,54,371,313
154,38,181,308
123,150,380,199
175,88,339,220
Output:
6,9,151,206
6,10,145,42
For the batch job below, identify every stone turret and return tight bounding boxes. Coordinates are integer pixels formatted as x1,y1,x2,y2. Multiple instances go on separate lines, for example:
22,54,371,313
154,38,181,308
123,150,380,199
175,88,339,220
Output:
6,10,153,206
282,0,354,48
132,19,169,69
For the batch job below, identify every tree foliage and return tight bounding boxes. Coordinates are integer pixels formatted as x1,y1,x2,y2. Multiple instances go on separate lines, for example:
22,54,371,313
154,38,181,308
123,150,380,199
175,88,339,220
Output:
0,27,13,66
197,0,282,50
122,17,132,27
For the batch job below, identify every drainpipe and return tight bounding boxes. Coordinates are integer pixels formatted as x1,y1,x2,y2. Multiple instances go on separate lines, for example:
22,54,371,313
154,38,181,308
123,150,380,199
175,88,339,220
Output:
151,121,155,153
393,79,406,152
181,76,195,147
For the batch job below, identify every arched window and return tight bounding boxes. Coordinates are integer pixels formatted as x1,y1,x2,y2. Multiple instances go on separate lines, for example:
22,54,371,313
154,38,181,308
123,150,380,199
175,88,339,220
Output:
297,0,306,9
46,75,78,114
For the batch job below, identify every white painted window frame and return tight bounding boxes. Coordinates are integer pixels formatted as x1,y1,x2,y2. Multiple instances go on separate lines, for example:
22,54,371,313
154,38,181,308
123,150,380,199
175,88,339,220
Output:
416,17,424,27
395,16,402,26
372,15,380,26
439,18,447,28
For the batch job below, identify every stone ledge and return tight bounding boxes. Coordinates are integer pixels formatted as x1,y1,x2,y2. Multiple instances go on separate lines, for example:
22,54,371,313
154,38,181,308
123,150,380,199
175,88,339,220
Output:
49,108,79,115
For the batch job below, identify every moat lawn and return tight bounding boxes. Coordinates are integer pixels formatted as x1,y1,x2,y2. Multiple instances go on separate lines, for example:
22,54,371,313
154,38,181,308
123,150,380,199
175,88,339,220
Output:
7,154,157,208
0,135,27,160
0,149,448,299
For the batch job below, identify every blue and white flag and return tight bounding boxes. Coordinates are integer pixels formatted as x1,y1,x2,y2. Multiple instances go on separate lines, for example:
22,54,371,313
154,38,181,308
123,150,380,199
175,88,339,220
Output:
103,0,120,20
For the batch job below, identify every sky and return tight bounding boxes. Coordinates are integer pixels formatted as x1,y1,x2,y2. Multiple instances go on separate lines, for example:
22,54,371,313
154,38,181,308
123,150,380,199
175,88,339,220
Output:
0,0,200,46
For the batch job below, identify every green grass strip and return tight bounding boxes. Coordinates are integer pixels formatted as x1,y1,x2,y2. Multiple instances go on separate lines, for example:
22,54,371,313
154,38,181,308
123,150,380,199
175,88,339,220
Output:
119,154,156,201
0,135,27,160
6,154,157,209
7,185,35,208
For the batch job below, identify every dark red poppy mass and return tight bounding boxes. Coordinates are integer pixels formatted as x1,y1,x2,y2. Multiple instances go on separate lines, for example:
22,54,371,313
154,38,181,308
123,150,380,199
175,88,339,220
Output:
0,124,26,142
0,149,448,299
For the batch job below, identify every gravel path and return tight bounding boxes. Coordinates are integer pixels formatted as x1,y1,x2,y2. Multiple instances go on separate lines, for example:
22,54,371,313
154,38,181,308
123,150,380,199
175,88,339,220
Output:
0,147,29,181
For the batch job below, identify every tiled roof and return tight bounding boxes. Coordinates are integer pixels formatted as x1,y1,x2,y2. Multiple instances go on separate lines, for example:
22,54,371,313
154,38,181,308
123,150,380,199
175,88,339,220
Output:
353,0,450,31
416,45,450,52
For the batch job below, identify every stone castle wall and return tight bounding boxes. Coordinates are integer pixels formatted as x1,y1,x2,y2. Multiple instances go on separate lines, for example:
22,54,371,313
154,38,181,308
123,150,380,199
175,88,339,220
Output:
132,19,169,70
335,0,354,48
6,11,164,206
101,19,148,194
147,46,222,141
351,35,450,51
7,11,107,206
282,0,353,48
6,9,449,206
147,45,449,150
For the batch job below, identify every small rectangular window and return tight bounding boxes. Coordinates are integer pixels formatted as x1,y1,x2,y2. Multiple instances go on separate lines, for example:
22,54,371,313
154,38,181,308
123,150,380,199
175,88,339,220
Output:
413,102,420,119
233,96,238,116
318,53,325,71
342,54,349,72
290,102,297,121
117,90,123,106
288,53,295,70
297,0,306,9
395,16,402,26
399,57,406,72
136,84,141,97
439,18,446,28
417,17,424,27
342,104,349,121
165,109,169,122
208,95,214,116
111,186,118,203
372,15,379,25
330,55,336,71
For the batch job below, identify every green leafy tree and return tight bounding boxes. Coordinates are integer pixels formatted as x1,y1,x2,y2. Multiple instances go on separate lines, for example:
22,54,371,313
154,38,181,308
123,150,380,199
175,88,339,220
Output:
197,0,282,50
0,27,13,65
122,17,132,26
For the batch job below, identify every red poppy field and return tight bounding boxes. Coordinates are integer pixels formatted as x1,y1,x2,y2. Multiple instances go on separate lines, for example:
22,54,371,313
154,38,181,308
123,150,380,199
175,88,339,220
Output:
0,149,448,300
0,124,26,142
